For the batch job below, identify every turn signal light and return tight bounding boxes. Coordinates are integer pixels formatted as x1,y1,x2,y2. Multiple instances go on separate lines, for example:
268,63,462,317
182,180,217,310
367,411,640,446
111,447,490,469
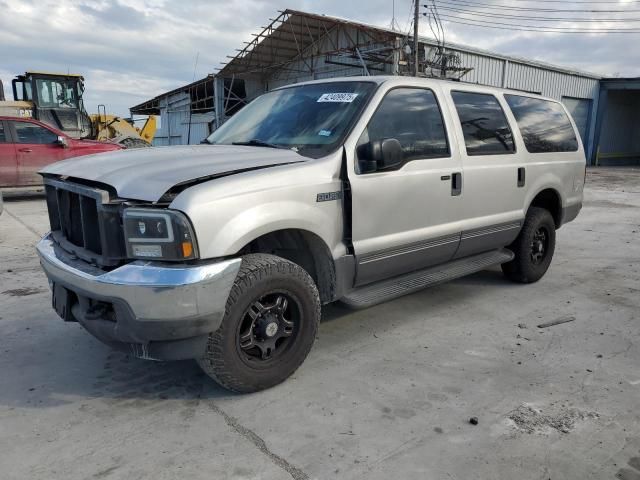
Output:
182,241,194,258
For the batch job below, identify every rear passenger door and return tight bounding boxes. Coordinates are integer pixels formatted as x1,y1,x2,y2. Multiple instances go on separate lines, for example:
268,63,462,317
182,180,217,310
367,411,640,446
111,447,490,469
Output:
348,86,464,286
0,120,18,187
444,89,525,258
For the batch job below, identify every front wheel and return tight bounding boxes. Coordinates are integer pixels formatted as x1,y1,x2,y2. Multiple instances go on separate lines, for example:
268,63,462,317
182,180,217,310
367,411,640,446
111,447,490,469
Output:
197,254,320,393
502,207,556,283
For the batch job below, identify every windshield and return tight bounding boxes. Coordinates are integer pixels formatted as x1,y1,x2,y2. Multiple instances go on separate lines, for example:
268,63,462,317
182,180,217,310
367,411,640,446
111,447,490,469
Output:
35,78,80,109
206,81,376,158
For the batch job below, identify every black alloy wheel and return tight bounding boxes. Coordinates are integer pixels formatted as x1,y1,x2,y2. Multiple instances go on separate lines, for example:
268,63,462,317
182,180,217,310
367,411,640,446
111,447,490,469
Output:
237,292,299,363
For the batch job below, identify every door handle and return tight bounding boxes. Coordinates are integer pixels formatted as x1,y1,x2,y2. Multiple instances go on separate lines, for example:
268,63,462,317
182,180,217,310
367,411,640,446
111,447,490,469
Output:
451,172,462,196
517,167,526,187
18,148,33,153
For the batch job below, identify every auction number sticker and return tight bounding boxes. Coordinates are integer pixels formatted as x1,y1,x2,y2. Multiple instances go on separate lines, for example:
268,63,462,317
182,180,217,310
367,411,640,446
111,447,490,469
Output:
317,93,359,103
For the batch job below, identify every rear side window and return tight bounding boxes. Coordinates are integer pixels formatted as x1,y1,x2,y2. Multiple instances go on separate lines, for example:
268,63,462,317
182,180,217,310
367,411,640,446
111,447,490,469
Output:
13,122,58,144
0,122,6,143
505,95,579,153
451,91,515,156
363,87,449,162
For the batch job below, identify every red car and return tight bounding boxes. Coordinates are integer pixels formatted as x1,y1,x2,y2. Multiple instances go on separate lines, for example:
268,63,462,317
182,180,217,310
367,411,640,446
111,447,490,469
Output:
0,117,122,187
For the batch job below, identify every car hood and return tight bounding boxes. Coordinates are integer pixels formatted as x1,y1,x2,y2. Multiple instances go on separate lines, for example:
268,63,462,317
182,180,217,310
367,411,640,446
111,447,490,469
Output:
41,144,306,202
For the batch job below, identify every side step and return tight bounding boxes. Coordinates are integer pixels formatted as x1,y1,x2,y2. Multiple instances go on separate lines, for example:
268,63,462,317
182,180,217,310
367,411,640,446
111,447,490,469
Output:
342,248,514,308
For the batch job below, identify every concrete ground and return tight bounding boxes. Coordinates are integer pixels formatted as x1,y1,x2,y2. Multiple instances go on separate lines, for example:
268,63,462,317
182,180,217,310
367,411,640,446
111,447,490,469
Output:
0,167,639,480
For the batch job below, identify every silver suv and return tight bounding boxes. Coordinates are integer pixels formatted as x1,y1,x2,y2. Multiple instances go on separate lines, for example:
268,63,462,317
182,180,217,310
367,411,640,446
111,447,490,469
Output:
37,76,585,392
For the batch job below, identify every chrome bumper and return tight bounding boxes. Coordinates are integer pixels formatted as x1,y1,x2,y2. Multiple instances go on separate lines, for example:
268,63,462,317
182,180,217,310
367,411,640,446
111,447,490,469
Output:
37,234,241,323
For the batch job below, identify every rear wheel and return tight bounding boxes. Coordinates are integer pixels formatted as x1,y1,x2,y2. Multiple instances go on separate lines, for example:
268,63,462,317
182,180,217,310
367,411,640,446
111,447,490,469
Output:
197,254,320,393
502,207,556,283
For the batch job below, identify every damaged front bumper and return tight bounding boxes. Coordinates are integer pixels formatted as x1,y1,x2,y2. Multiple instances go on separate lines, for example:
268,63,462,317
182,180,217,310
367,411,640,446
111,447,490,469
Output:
36,234,241,360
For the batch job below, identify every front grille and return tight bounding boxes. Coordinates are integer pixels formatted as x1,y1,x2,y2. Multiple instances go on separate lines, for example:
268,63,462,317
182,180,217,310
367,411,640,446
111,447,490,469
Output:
44,179,126,267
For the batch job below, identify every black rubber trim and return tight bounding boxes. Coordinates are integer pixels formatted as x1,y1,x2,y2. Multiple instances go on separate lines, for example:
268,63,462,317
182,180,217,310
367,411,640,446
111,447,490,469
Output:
560,202,582,226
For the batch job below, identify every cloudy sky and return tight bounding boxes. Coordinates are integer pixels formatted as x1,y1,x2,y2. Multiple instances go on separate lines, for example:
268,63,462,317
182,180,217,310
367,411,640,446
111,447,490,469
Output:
1,0,639,117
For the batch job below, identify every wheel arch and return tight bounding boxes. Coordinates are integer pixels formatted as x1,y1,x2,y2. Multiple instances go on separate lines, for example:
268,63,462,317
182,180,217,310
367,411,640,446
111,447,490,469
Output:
238,228,337,304
527,188,563,228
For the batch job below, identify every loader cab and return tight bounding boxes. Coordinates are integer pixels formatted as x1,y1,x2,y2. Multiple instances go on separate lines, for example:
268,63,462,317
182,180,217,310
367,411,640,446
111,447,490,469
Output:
11,72,92,139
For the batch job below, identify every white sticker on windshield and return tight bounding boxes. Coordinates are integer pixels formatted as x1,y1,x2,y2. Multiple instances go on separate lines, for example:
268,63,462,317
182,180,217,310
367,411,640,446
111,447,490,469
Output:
318,129,332,137
317,93,359,103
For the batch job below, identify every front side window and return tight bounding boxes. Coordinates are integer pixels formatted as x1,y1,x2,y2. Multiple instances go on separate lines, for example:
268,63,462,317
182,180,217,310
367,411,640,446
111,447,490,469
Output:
451,91,515,156
13,122,58,144
359,87,449,163
35,79,79,109
206,81,376,158
0,122,6,143
505,95,579,153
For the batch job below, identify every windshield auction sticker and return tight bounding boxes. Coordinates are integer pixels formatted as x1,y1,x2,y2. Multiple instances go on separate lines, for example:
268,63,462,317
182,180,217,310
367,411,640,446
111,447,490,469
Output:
317,93,359,103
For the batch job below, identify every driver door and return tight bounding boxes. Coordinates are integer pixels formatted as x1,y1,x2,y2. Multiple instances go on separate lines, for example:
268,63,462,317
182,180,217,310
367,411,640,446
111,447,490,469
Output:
10,120,66,186
347,85,464,286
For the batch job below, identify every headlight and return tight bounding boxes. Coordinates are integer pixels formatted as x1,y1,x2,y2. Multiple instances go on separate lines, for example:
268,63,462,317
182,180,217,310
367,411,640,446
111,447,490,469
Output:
123,208,198,261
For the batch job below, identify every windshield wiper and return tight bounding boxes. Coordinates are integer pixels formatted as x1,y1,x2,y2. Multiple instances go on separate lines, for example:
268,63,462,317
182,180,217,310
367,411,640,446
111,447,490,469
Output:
232,139,286,149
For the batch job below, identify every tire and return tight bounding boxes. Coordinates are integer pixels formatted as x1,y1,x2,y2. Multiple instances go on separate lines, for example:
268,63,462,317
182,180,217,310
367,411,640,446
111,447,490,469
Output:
502,207,556,284
197,254,320,393
119,137,151,149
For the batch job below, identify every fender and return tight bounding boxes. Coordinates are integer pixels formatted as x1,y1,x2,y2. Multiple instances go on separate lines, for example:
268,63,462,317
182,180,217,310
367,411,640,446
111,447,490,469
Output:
206,200,341,258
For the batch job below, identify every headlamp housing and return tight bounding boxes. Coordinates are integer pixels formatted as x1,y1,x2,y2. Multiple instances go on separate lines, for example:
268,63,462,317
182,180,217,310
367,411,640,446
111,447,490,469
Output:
123,208,198,261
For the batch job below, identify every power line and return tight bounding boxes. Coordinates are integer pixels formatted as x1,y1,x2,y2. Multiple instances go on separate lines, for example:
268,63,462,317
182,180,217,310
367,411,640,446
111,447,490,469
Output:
438,13,640,31
439,15,640,32
435,5,640,22
491,0,640,3
431,0,640,13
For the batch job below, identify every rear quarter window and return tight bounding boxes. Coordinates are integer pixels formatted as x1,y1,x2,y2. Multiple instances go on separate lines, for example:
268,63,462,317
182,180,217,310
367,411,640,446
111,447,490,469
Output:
505,95,579,153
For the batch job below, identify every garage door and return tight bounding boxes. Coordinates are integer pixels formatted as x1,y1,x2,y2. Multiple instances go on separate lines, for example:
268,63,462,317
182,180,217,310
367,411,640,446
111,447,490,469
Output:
562,97,591,149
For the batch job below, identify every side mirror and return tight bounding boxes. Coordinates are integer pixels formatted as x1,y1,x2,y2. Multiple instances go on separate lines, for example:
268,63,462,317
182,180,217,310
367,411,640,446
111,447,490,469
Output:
357,138,403,173
56,136,68,148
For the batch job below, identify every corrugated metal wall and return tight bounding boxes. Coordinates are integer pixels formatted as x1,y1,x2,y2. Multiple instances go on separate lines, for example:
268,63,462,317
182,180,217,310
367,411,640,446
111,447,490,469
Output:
152,91,215,146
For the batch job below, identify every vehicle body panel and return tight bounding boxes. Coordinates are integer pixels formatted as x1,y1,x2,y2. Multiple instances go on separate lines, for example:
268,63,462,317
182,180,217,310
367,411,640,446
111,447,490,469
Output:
0,116,121,187
0,119,18,186
41,144,306,202
343,79,465,285
169,151,345,260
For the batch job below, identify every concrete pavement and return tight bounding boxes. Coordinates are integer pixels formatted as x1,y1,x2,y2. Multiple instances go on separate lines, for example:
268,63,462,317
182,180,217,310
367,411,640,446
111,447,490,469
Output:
0,168,639,479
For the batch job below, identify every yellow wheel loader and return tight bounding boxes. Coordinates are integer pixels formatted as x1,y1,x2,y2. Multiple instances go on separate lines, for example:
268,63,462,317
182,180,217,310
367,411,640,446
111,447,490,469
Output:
0,72,155,148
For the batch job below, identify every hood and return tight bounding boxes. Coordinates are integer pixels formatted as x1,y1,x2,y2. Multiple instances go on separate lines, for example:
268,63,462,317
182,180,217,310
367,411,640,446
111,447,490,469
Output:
41,144,306,202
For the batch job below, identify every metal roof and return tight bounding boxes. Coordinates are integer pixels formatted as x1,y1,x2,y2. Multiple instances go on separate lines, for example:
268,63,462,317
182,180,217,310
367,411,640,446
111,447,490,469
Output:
132,8,603,113
218,9,602,80
130,75,214,115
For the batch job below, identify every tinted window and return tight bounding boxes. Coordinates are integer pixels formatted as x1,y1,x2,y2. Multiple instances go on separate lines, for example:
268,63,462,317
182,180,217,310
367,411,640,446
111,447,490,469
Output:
0,122,6,143
207,81,375,158
451,91,515,155
360,88,449,163
13,122,58,144
506,95,579,153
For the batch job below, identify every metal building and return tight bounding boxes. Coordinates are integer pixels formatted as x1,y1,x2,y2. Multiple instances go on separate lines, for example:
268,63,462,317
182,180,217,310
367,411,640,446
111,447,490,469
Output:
131,9,608,163
593,78,640,166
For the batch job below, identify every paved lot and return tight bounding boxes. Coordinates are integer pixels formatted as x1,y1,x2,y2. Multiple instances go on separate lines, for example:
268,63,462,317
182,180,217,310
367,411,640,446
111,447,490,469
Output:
1,168,639,480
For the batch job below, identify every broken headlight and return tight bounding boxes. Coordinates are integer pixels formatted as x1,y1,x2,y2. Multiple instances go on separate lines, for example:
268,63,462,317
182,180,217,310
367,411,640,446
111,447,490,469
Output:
123,208,198,261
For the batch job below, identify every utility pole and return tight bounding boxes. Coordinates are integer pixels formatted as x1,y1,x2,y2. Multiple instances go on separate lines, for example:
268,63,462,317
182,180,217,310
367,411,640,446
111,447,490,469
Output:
413,0,420,76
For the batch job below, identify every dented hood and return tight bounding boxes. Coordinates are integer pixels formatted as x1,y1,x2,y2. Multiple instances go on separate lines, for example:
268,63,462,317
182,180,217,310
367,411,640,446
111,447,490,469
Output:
40,144,305,202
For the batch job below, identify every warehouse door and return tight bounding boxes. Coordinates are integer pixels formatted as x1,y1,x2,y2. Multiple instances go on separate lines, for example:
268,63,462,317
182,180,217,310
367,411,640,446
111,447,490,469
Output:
562,97,591,149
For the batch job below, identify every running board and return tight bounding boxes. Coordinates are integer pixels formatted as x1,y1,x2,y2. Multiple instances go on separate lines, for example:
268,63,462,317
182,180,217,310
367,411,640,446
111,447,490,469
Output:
342,248,514,308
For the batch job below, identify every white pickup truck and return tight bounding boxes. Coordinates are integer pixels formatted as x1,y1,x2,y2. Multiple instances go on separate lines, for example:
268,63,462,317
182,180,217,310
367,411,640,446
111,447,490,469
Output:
37,76,585,392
